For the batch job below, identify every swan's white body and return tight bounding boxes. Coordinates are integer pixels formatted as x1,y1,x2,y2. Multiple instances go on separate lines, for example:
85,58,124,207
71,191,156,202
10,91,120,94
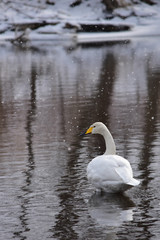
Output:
84,122,140,193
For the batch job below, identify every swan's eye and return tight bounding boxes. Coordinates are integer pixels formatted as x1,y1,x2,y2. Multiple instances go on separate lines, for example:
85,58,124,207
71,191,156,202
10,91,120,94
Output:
93,126,96,128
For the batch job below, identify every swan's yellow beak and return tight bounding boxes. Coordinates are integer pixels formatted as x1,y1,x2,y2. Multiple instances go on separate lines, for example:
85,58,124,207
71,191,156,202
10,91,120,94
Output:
85,127,93,134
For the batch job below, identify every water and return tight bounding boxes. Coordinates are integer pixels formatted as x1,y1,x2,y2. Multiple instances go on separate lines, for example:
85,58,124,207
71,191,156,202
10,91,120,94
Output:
0,38,160,240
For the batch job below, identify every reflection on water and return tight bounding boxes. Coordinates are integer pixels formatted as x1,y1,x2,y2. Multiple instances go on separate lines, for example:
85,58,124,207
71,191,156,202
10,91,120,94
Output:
89,192,135,226
0,39,160,240
14,66,37,239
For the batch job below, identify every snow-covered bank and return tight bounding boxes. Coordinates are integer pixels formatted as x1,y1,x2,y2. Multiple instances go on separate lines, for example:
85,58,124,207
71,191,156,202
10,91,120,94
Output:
0,0,160,43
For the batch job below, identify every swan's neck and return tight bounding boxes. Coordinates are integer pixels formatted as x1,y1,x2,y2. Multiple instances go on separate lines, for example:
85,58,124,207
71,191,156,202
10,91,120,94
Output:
102,128,116,155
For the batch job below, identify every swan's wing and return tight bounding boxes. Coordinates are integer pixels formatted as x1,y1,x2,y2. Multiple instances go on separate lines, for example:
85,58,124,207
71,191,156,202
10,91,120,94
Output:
115,166,132,184
106,155,136,185
115,161,140,186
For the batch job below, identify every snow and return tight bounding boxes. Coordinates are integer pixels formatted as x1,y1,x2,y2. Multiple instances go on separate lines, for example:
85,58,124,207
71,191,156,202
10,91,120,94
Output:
0,0,160,43
113,3,157,18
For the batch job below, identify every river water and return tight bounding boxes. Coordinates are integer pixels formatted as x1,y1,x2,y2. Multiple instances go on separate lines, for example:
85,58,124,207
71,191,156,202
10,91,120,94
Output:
0,38,160,240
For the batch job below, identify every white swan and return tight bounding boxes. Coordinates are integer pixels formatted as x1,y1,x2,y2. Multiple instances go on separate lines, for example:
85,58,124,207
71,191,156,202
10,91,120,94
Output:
83,122,140,193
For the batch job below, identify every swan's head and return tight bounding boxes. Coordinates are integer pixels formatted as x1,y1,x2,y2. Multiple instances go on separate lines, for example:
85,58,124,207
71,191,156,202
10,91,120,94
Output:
85,122,107,135
82,122,116,155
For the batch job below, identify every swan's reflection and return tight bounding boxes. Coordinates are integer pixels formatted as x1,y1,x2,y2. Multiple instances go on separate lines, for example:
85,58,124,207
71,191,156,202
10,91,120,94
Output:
88,192,135,228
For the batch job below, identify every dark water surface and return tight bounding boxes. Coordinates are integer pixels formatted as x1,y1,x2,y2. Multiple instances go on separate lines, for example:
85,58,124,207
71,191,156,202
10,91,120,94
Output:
0,38,160,240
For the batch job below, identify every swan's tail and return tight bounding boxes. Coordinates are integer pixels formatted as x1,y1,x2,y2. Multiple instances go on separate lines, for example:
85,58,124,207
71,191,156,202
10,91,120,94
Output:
127,178,140,186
